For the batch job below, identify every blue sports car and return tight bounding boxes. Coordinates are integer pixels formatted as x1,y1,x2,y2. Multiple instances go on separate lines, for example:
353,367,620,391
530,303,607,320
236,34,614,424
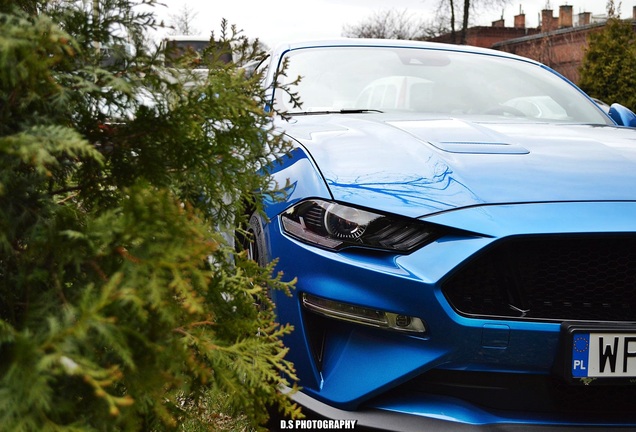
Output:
247,38,636,430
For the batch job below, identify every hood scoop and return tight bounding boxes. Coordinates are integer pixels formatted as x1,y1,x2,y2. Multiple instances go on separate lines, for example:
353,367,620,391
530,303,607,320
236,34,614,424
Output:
389,118,530,154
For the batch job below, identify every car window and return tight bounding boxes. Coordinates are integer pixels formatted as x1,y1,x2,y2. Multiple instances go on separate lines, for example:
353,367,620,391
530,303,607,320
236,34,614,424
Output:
273,46,611,125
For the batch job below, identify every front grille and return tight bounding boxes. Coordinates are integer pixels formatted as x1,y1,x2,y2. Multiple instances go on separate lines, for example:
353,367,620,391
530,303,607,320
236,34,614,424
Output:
442,235,636,321
380,369,636,417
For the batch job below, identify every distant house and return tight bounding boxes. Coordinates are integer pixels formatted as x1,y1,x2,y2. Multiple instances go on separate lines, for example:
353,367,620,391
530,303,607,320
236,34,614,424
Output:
428,12,541,49
492,6,611,84
161,35,232,68
430,4,636,84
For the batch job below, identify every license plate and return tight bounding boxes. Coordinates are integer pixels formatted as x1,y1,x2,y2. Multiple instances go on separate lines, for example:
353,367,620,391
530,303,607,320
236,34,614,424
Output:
572,331,636,378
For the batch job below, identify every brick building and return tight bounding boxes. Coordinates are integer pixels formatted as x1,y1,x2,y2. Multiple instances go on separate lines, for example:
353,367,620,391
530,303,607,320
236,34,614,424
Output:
493,6,609,84
431,4,636,84
429,11,541,48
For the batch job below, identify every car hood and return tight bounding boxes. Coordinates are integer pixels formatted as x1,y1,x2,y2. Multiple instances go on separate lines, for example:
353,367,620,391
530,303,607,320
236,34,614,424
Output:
282,114,636,218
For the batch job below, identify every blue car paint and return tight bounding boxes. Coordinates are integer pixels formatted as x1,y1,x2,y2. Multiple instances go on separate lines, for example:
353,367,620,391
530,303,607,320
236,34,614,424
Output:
256,39,636,429
266,231,558,410
261,165,636,424
279,115,636,218
609,103,636,127
263,200,636,424
263,147,332,219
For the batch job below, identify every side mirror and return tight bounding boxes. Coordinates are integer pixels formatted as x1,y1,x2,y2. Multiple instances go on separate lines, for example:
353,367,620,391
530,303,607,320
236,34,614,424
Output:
608,103,636,127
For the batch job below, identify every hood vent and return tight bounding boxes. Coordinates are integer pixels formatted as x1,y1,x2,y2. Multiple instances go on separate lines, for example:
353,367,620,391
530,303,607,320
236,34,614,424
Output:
387,119,529,155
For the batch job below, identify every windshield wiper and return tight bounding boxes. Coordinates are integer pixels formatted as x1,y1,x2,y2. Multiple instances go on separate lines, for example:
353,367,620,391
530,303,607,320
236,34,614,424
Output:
289,109,384,116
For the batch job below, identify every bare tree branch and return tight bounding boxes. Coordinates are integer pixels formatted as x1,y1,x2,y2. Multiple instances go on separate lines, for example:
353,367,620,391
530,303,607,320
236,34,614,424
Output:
436,0,511,44
342,9,438,40
168,3,200,35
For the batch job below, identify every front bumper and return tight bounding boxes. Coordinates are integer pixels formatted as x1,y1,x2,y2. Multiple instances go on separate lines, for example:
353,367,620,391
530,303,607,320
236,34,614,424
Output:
285,386,636,431
265,202,636,428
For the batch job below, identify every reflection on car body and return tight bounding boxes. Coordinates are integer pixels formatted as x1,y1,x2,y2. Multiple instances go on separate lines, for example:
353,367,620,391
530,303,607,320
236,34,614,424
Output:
249,38,636,431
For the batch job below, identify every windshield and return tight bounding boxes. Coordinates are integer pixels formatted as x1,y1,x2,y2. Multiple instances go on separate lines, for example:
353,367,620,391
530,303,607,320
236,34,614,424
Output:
273,46,611,124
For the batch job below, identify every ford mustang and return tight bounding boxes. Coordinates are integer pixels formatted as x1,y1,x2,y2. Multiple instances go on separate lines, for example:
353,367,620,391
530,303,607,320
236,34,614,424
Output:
246,38,636,430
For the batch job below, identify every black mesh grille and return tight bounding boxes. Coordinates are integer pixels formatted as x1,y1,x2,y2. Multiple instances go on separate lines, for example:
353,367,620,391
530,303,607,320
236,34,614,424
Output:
442,235,636,321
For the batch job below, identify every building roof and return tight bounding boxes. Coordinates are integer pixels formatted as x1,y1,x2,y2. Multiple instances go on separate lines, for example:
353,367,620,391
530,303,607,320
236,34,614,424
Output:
492,21,607,48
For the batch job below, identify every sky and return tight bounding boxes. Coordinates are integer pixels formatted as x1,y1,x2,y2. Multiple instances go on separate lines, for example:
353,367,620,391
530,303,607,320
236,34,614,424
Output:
152,0,634,48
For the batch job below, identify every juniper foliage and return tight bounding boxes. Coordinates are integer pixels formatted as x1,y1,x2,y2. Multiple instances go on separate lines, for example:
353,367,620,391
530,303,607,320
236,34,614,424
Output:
0,1,299,430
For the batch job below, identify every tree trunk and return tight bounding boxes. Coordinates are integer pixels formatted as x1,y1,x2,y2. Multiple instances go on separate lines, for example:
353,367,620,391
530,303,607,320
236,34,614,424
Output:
450,0,456,43
461,0,470,44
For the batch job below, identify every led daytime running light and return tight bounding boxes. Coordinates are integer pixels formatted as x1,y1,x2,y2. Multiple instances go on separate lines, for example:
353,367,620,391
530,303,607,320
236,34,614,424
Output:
302,293,426,334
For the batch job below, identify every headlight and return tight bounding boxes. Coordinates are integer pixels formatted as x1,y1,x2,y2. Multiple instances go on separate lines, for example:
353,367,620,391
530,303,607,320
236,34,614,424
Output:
280,199,439,252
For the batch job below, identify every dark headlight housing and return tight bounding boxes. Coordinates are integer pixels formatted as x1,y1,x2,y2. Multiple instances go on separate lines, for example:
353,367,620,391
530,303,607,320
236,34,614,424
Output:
280,199,440,253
